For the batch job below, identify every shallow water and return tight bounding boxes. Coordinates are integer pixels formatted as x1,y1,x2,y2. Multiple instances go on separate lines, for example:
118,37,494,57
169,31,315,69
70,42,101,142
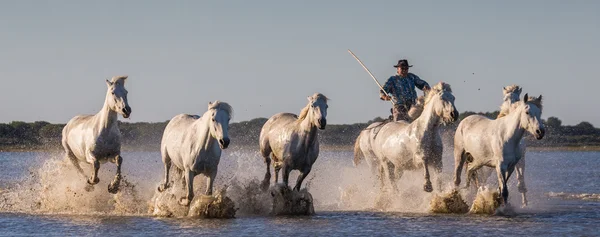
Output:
0,149,599,236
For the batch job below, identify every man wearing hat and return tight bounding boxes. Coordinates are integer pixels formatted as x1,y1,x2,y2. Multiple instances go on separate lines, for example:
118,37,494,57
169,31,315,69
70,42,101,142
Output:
380,59,431,121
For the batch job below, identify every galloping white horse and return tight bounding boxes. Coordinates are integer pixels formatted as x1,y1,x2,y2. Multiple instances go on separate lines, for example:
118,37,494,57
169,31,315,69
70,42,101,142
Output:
454,94,544,205
157,101,232,206
467,85,530,206
355,82,458,193
259,93,329,191
353,96,426,187
61,75,132,194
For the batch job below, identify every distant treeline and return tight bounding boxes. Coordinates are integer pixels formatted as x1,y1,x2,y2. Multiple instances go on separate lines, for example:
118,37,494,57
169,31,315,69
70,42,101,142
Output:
0,111,598,151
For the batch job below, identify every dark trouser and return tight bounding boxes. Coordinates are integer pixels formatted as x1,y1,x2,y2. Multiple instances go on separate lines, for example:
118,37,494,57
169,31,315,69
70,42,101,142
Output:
390,103,411,121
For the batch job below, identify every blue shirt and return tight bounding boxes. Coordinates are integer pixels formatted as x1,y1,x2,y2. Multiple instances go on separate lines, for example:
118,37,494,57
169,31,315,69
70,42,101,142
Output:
383,73,429,106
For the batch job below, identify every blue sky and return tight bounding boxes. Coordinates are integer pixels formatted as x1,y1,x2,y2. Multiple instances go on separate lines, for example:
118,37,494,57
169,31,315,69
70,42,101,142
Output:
0,1,598,125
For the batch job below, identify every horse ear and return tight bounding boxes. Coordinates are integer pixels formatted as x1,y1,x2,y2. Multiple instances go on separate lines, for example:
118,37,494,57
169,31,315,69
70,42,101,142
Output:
307,96,311,101
538,95,543,102
524,93,529,102
106,79,112,87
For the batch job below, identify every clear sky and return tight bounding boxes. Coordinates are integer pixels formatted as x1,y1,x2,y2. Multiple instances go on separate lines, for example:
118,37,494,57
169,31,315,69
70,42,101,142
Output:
0,1,598,125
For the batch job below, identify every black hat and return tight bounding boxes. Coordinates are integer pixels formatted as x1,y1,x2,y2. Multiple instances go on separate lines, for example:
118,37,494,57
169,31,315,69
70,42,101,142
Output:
393,59,413,68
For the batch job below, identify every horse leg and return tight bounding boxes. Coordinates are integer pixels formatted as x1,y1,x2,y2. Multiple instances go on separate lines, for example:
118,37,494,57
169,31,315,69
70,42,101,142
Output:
293,168,311,191
274,163,281,184
496,164,509,206
205,168,217,196
386,161,399,193
516,156,528,207
179,170,194,206
87,159,100,185
378,165,386,190
261,153,272,191
158,153,172,192
107,155,123,194
422,159,433,193
64,149,86,178
282,163,291,188
453,149,466,189
380,161,394,192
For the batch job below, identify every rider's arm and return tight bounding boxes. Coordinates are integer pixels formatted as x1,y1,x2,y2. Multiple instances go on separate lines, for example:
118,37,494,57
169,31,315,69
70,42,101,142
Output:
412,74,430,91
380,77,394,101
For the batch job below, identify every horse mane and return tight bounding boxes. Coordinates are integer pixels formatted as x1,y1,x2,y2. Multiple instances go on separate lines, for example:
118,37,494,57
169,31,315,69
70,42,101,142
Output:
298,93,329,121
424,82,452,105
110,75,128,85
526,95,543,111
497,110,509,119
497,85,522,119
209,101,234,119
503,85,521,95
506,95,543,115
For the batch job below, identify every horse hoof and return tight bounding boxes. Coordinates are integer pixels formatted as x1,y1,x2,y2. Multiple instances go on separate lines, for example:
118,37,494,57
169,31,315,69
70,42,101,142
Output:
424,183,433,193
157,184,169,192
87,177,99,185
178,198,191,206
108,183,119,194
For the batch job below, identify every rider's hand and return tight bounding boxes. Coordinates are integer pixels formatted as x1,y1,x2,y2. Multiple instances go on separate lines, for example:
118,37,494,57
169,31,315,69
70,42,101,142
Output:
379,90,391,101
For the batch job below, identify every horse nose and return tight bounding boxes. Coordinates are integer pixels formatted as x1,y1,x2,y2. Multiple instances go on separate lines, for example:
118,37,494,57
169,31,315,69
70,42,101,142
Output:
536,128,545,139
451,110,459,120
219,138,230,149
122,106,131,115
319,118,327,129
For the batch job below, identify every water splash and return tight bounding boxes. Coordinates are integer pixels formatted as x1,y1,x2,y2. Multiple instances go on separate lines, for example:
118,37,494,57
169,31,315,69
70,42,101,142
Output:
469,186,502,214
0,156,146,215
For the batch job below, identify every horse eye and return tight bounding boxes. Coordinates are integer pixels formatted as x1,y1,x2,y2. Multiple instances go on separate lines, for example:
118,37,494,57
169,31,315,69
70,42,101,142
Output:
212,118,215,122
526,111,530,115
111,92,115,95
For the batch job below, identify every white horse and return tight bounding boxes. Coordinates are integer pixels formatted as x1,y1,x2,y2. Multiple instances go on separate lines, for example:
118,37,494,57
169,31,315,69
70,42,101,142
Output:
353,96,426,188
355,82,458,193
61,75,132,194
259,93,329,191
453,94,544,206
157,101,233,206
467,85,530,206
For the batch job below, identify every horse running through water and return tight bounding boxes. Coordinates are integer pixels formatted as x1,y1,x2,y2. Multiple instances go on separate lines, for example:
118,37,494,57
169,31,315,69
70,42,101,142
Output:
353,95,426,187
354,82,458,193
259,93,329,191
454,94,544,206
467,85,530,207
61,76,132,194
157,101,233,206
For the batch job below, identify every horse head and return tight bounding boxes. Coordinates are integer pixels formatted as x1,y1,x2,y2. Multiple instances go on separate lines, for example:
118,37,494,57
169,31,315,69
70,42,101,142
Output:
301,93,329,130
503,85,522,104
425,82,458,124
207,101,233,149
105,75,131,118
521,94,545,140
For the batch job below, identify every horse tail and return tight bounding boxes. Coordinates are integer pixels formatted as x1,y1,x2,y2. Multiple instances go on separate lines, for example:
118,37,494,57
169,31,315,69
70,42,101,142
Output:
353,132,364,166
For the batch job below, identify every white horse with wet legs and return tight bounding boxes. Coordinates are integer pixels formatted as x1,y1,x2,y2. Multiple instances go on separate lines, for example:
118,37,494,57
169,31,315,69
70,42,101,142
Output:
454,94,544,206
357,82,458,193
61,75,132,194
157,101,232,206
259,93,328,191
353,96,425,188
467,85,530,206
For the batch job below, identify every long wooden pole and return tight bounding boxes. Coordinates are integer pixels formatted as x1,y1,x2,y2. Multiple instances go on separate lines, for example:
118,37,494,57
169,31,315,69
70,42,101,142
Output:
347,49,395,104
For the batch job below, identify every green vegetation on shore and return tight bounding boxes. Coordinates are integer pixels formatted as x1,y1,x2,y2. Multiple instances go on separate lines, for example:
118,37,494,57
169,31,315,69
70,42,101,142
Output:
0,112,598,152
